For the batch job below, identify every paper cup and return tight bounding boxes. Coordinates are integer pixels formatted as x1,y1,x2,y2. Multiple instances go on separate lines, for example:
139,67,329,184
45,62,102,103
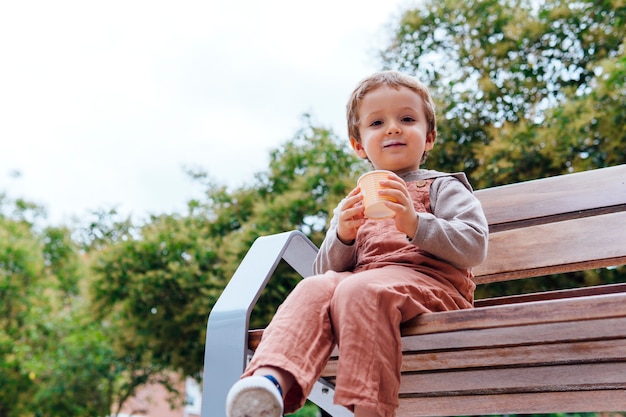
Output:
357,170,396,219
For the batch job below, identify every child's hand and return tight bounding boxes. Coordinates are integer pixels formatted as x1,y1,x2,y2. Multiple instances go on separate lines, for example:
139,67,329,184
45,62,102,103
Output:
336,187,365,244
378,174,419,238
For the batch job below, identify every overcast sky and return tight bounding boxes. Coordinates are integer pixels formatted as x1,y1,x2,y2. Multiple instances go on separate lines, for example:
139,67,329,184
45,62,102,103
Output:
0,0,412,225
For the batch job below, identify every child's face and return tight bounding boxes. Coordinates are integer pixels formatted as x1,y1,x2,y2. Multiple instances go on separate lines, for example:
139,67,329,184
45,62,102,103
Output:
350,85,435,174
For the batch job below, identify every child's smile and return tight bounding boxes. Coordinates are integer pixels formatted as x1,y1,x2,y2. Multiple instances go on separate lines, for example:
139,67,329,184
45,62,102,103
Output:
382,139,406,149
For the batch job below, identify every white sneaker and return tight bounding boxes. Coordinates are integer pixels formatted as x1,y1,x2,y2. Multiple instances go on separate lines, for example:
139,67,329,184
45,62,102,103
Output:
225,375,283,417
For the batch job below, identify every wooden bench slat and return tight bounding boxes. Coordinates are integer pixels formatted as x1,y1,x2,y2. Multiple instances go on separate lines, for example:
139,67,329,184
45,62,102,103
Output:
400,339,626,373
397,390,626,417
399,363,626,396
473,211,626,283
401,315,626,353
401,292,626,336
475,282,626,307
475,164,626,228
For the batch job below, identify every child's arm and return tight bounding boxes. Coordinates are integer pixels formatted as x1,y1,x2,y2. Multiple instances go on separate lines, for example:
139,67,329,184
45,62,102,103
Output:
409,176,489,269
313,188,364,274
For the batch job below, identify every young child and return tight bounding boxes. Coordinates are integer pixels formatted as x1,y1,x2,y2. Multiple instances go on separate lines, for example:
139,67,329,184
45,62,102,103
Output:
225,70,489,417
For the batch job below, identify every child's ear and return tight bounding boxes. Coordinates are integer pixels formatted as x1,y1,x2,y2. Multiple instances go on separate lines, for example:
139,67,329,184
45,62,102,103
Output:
425,129,436,151
350,136,368,159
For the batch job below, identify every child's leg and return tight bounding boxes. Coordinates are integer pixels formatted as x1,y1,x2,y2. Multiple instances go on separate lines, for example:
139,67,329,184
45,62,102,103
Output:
330,265,471,417
354,405,382,417
242,271,350,413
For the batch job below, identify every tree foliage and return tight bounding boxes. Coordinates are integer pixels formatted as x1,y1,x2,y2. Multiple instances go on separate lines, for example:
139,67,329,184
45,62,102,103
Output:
0,198,175,416
0,201,44,417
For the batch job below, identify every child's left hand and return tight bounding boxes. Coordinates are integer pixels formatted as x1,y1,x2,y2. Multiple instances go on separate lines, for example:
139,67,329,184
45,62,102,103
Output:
378,173,419,238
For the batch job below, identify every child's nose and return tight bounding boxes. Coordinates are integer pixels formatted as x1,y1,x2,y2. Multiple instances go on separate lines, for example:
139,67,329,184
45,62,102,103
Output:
386,121,401,135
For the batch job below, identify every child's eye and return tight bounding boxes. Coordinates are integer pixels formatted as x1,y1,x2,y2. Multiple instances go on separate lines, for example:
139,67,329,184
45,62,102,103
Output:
401,116,416,122
369,120,383,127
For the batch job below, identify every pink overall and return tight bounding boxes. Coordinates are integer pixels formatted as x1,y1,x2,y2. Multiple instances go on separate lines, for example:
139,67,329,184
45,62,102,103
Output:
243,180,475,417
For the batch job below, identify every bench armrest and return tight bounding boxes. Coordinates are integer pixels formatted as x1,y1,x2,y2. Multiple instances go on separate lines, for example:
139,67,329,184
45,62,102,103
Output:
200,230,318,417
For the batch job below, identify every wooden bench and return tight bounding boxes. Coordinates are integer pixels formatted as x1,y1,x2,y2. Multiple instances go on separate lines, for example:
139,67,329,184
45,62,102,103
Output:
200,164,626,417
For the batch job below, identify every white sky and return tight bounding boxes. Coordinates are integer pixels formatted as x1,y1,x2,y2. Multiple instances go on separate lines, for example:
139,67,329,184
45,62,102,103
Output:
0,0,412,225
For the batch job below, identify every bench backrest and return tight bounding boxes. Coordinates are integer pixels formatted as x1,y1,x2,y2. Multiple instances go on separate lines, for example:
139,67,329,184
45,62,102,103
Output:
472,164,626,287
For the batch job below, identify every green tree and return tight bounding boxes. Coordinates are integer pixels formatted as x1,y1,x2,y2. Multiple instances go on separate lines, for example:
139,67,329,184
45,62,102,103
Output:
90,210,223,378
0,195,149,416
0,197,43,417
24,308,117,417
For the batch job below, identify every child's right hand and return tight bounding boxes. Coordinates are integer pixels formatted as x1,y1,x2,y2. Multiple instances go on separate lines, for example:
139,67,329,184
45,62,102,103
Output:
336,187,365,244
